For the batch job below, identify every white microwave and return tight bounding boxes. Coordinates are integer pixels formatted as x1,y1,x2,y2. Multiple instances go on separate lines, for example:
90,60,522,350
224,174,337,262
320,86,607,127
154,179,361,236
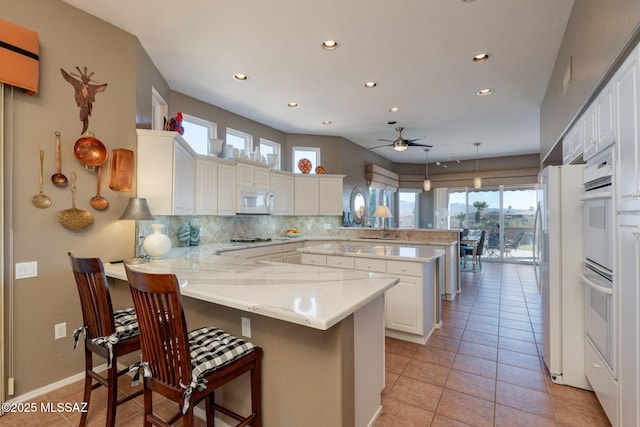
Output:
237,186,272,214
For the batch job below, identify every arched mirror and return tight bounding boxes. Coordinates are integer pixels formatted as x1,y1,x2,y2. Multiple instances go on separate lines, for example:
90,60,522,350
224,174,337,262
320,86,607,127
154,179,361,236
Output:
349,187,367,225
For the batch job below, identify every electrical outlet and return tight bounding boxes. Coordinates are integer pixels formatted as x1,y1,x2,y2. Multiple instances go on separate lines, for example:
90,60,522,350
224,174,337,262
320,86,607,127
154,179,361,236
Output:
241,317,251,338
55,322,66,340
15,261,38,279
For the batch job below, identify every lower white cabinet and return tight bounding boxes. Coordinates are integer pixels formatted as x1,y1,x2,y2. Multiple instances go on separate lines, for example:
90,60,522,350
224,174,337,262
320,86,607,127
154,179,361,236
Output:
301,253,434,344
618,214,640,426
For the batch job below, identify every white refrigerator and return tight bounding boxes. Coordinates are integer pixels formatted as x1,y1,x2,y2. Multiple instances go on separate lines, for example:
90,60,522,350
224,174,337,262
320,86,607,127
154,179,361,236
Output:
534,164,591,390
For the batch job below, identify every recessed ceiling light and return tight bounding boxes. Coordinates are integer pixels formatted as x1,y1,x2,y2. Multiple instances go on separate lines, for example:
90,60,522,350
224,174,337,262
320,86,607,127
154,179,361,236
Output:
322,120,332,125
477,88,493,96
288,102,299,108
389,106,400,113
364,81,378,89
473,53,490,62
322,40,339,50
233,73,248,81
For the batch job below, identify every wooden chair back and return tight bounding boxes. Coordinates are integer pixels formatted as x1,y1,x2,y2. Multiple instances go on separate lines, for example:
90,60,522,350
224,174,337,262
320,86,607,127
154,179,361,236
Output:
124,265,191,393
68,252,116,340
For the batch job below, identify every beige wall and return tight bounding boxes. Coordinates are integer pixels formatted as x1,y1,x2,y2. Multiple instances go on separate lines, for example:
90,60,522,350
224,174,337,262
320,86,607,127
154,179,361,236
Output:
540,0,640,163
2,0,138,395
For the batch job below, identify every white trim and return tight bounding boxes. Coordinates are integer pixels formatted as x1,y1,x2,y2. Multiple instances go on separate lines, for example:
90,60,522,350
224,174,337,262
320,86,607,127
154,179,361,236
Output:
151,87,168,131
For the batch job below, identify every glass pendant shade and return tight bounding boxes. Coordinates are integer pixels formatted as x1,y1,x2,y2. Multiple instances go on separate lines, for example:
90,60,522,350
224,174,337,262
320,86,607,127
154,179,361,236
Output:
423,179,431,191
474,176,482,189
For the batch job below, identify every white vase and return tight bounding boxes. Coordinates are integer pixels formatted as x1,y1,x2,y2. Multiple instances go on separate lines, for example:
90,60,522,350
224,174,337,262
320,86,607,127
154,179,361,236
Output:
142,224,172,259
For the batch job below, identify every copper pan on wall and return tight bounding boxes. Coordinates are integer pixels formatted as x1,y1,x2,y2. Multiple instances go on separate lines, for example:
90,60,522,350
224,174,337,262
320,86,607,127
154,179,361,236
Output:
73,132,107,172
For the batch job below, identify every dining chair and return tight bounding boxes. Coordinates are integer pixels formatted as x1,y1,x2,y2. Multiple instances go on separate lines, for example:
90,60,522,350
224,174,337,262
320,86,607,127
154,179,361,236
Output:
124,264,263,427
462,230,486,269
68,253,142,427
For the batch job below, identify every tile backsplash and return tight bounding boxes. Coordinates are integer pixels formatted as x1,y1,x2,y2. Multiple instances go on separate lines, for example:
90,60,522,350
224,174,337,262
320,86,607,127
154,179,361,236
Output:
138,215,342,246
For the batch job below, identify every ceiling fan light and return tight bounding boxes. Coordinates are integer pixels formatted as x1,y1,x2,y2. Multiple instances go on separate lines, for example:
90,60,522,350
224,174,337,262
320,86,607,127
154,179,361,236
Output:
393,142,408,151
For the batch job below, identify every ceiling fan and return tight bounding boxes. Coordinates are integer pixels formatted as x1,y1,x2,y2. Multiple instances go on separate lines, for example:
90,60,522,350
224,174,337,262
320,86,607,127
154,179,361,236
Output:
371,127,432,151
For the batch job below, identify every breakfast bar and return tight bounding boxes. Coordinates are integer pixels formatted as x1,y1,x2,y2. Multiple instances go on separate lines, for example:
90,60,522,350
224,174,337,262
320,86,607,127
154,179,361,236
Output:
104,248,399,427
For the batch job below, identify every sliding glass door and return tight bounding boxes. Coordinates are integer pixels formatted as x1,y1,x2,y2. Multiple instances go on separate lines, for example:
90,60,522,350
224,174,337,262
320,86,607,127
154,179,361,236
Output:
449,185,536,263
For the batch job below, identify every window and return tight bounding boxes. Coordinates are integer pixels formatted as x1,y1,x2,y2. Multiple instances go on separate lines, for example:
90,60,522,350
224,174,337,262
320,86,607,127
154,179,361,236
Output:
226,127,252,152
292,146,320,174
398,191,419,229
181,114,216,155
259,138,281,169
448,185,536,263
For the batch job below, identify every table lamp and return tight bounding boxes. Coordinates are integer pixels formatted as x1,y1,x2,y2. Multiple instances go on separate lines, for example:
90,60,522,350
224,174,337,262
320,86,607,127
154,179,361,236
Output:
119,197,155,264
373,205,393,237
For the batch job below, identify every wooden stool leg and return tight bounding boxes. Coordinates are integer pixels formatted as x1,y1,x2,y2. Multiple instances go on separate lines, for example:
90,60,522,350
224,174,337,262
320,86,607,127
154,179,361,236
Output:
205,394,215,427
106,356,118,427
80,348,93,426
251,359,262,427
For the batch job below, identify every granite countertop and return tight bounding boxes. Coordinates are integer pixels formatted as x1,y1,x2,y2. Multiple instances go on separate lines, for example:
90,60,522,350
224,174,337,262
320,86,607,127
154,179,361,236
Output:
104,247,398,331
297,243,445,263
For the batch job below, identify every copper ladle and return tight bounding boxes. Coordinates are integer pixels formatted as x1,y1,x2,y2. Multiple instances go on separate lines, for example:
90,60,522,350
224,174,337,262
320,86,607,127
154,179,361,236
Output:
90,165,108,210
51,131,68,187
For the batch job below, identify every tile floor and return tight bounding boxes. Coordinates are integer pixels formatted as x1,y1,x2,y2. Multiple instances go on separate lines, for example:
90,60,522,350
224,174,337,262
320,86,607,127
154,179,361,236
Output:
374,262,611,426
2,263,611,426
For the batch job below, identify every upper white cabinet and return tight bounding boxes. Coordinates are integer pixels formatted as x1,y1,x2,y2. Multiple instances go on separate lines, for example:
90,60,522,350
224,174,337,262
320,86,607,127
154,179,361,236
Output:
615,44,640,212
270,171,294,215
294,175,345,216
563,121,583,165
195,156,237,216
237,161,270,190
137,130,195,215
583,80,616,161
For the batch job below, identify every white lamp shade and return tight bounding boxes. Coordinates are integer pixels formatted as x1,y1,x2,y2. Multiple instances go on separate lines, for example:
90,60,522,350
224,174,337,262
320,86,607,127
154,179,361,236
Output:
373,205,393,218
474,177,482,189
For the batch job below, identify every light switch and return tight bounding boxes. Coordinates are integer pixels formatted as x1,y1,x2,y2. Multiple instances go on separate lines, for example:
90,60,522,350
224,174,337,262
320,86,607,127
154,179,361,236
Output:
15,261,37,279
241,317,251,338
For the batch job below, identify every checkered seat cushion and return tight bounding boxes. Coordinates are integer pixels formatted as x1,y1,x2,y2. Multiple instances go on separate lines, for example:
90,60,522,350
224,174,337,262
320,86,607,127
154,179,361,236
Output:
188,327,256,379
105,307,139,341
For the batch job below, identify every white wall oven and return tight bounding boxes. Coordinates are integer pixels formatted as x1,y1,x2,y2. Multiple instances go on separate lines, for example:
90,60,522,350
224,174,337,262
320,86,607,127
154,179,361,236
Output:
581,148,614,273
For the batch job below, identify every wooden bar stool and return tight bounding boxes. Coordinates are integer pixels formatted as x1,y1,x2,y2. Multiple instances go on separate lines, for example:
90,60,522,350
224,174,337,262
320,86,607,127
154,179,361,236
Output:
68,253,143,426
124,264,263,427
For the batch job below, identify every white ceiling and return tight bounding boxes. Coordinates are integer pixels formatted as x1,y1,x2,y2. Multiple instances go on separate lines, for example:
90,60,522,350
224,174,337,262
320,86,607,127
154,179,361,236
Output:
62,0,574,164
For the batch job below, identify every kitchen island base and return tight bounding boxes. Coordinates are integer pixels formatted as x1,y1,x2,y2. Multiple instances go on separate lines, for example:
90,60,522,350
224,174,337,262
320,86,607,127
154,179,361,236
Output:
110,276,385,427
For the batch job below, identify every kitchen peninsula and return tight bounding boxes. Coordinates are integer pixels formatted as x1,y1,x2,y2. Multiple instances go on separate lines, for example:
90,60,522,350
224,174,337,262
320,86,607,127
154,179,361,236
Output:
298,242,445,344
104,248,399,427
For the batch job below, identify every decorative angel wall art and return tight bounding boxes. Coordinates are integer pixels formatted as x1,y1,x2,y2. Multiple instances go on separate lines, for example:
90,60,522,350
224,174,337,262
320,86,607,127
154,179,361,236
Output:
60,66,108,134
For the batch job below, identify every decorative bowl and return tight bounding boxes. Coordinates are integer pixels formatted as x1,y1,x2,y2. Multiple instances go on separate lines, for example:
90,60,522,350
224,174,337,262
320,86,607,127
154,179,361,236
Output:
297,158,312,174
286,232,302,238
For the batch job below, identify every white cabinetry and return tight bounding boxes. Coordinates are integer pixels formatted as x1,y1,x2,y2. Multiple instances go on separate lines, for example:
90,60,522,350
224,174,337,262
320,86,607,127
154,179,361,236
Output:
195,156,237,216
562,121,583,165
583,81,616,161
618,214,640,426
237,161,270,190
137,130,195,215
301,252,435,344
294,175,344,215
217,163,237,216
270,171,294,215
616,45,640,212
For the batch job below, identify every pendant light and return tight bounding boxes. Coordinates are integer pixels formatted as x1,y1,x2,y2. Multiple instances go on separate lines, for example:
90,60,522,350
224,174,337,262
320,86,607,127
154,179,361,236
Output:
473,142,482,189
423,148,431,191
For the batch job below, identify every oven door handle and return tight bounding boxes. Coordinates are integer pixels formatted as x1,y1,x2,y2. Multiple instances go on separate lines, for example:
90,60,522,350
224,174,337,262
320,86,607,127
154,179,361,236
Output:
580,273,613,295
579,191,612,201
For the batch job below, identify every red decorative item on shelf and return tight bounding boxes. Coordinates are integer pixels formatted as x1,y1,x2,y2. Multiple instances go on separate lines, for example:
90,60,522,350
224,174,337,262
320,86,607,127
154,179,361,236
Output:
298,158,312,174
167,112,184,135
315,165,325,174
